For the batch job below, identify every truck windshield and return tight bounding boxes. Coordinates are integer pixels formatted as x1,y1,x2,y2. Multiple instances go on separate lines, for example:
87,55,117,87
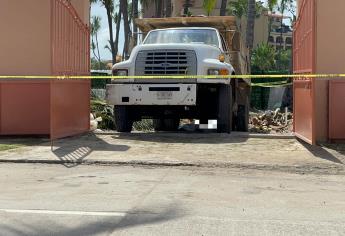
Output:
144,29,220,47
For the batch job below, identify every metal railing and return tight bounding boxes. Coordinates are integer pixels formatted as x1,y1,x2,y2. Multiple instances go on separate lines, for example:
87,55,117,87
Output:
51,0,90,76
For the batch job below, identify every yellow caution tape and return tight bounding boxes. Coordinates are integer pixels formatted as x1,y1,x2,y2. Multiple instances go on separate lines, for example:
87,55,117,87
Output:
0,74,345,80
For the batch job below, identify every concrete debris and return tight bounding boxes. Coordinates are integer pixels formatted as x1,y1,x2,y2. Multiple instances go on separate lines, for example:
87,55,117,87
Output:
249,108,293,134
90,113,102,131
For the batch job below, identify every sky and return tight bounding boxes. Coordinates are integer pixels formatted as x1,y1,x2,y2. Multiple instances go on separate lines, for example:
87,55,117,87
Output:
91,0,296,61
91,2,124,61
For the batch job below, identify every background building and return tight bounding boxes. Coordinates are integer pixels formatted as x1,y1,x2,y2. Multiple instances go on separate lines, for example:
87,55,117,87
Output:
142,0,271,50
268,13,293,50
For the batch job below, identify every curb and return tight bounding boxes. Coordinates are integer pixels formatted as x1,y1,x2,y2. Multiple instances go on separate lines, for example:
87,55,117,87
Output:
0,158,343,175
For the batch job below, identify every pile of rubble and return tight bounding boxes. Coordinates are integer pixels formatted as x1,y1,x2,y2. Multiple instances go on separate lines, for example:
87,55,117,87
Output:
249,108,293,134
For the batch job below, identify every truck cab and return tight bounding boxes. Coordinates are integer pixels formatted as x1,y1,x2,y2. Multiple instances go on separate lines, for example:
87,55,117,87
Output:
106,17,250,133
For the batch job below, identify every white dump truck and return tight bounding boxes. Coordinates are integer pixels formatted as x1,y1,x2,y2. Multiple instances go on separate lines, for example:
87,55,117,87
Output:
106,16,250,133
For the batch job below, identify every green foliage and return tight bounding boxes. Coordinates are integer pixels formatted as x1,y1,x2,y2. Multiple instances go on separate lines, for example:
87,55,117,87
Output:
275,49,292,71
227,0,263,18
90,98,155,131
133,120,154,131
251,43,292,72
203,0,217,16
251,43,276,72
91,16,101,35
91,99,115,130
91,58,108,70
252,43,292,72
267,0,278,11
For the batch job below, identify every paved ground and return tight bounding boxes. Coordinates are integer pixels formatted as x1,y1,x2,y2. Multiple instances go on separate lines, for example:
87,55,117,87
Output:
1,133,345,235
0,163,345,236
0,132,345,174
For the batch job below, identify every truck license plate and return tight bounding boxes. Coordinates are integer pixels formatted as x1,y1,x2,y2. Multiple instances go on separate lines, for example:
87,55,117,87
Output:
157,91,173,100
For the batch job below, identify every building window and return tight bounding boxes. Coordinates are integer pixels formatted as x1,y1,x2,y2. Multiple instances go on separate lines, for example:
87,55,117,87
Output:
276,36,284,44
285,37,292,45
269,36,274,43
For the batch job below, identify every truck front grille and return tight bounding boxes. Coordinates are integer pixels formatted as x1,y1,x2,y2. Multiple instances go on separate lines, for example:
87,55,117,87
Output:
135,50,197,75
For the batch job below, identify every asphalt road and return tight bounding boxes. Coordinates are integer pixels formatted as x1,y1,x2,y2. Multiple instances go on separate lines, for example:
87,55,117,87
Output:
1,163,345,236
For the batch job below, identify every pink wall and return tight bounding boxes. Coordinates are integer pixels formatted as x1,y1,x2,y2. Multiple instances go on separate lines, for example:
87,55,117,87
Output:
316,0,345,74
0,0,90,137
0,0,51,75
71,0,90,26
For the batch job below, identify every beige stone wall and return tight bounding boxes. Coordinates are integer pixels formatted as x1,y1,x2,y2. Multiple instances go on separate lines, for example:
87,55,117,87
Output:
253,13,269,48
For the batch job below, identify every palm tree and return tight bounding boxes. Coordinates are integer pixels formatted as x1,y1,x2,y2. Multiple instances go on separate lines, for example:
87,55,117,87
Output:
120,0,131,59
92,0,116,64
132,0,139,46
220,0,228,16
228,0,263,32
91,16,102,68
203,0,217,16
113,6,122,61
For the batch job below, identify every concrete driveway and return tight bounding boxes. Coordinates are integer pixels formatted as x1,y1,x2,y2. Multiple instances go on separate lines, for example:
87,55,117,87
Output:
0,132,344,175
1,163,345,236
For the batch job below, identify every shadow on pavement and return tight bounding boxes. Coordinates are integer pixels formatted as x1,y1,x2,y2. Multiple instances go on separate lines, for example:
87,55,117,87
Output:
0,203,185,236
52,133,130,168
113,132,249,144
301,141,345,165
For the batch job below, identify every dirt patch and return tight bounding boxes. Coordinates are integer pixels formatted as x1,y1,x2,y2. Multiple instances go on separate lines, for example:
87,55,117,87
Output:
0,138,46,152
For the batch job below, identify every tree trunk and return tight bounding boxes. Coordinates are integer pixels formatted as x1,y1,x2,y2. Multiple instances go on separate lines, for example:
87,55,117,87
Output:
156,0,163,17
165,0,172,17
114,7,122,62
132,0,139,46
246,0,256,51
106,7,116,65
95,33,102,68
220,0,228,16
120,0,131,59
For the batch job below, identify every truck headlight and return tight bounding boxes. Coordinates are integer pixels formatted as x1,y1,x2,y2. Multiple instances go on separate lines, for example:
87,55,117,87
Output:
208,69,220,75
113,69,128,77
208,69,229,76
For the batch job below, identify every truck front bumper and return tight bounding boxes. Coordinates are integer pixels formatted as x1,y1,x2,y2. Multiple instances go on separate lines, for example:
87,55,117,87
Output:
106,83,197,106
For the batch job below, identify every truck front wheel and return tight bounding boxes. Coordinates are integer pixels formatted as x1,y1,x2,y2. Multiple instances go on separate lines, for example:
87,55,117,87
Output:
114,106,133,133
217,84,232,133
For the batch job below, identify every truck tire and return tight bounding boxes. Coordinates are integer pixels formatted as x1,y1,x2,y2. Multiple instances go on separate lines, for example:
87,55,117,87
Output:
153,119,180,132
114,106,133,133
217,84,232,133
235,95,249,132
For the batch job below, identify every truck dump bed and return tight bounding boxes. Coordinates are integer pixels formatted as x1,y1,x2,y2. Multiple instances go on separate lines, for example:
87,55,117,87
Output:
135,16,250,76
